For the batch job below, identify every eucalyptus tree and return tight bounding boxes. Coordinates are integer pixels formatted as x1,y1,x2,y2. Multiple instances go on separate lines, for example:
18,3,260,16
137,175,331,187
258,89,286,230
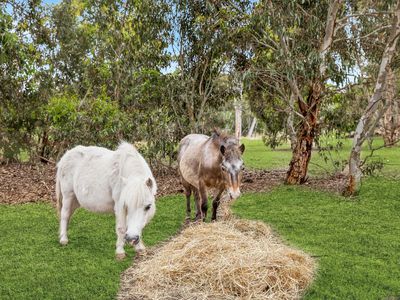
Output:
169,0,252,134
0,1,53,160
50,0,170,103
45,0,175,159
248,0,349,184
344,0,400,196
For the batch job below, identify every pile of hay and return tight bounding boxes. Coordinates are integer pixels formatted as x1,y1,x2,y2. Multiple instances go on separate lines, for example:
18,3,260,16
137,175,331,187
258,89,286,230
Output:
118,218,316,300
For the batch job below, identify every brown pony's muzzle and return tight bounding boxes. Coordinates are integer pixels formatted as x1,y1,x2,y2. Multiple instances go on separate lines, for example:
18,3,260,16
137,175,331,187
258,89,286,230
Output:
228,188,241,199
228,173,241,199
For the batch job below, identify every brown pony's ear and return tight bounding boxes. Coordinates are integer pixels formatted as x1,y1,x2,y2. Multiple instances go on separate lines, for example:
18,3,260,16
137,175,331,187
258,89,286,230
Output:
220,145,226,156
239,143,245,154
146,178,153,189
213,128,221,137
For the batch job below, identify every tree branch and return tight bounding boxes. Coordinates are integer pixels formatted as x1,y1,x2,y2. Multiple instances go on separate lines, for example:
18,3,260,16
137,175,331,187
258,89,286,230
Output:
360,139,400,167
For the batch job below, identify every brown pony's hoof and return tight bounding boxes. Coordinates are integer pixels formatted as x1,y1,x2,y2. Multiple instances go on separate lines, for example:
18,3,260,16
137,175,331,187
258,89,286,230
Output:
194,218,203,224
116,253,126,260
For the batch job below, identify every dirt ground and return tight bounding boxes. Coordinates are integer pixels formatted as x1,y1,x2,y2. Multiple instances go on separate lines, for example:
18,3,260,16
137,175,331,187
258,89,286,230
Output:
0,162,347,205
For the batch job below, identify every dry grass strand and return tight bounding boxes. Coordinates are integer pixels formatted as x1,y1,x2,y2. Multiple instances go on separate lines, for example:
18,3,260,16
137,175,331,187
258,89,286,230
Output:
118,218,316,300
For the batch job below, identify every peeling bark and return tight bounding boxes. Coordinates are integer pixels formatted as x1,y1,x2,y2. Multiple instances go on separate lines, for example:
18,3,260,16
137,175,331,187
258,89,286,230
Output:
286,82,321,184
285,0,342,184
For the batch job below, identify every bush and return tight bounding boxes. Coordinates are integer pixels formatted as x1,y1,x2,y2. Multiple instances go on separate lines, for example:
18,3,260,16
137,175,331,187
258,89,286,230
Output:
46,92,132,158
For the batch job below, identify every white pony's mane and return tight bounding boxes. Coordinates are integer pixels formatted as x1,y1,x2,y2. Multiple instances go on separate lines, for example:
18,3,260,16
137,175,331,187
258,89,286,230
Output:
122,176,152,208
116,141,139,175
113,141,155,208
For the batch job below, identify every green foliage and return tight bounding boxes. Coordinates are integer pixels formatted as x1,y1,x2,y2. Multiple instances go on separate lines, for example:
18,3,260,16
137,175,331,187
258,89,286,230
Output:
248,89,289,149
0,195,185,299
314,132,347,173
0,0,179,162
233,177,400,299
320,86,368,134
46,92,131,154
170,0,252,133
362,159,385,176
0,3,50,161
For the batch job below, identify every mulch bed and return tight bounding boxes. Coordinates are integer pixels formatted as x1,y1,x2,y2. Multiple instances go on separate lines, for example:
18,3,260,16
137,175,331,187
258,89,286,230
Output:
0,163,56,205
0,162,346,205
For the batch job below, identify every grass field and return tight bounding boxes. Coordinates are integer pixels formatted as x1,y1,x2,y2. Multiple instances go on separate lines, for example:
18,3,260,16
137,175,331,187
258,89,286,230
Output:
233,177,400,299
241,137,400,177
1,137,399,299
0,196,185,299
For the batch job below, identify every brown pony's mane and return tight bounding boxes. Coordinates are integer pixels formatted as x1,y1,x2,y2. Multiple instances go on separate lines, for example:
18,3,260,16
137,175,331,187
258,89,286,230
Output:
211,128,239,148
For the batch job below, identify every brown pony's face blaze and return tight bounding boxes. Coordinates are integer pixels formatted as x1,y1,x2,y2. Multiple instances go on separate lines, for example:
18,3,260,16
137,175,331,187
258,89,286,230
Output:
220,143,245,199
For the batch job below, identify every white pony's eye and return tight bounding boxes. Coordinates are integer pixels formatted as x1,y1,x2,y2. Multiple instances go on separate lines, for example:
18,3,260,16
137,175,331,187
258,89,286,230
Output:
221,164,227,172
144,204,151,211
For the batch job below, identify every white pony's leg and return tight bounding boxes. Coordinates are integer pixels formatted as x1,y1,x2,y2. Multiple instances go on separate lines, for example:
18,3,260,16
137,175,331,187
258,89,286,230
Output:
115,205,126,260
59,193,79,245
134,240,146,254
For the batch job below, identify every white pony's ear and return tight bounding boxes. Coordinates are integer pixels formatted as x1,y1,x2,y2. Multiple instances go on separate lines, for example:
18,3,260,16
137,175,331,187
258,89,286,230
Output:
146,178,153,189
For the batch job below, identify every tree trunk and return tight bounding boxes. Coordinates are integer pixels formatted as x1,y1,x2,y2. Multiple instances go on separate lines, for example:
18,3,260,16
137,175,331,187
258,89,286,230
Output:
234,72,245,140
247,117,257,137
235,101,242,140
287,93,297,150
344,0,400,196
39,129,49,162
381,68,400,145
285,0,342,184
286,83,321,184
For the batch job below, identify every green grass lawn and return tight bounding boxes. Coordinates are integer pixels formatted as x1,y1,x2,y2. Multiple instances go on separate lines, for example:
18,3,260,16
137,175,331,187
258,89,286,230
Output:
233,177,400,299
242,137,400,177
0,196,185,300
1,138,399,299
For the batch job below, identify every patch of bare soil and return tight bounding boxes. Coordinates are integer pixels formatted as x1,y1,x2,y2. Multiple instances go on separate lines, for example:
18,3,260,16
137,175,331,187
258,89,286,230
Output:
0,162,346,205
306,174,348,195
0,162,56,205
242,169,286,193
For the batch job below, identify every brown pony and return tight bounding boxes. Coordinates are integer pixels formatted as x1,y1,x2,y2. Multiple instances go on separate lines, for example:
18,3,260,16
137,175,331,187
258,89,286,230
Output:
178,130,245,221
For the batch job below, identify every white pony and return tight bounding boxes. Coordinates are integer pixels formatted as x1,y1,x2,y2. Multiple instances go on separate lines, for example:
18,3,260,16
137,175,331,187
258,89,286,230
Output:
56,142,157,259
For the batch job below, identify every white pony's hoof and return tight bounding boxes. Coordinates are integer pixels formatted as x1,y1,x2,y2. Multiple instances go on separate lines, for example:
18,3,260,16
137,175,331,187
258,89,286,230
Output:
59,238,68,246
116,253,126,260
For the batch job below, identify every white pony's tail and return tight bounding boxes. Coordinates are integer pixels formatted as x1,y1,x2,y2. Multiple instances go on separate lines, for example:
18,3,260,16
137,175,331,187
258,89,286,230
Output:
56,167,62,218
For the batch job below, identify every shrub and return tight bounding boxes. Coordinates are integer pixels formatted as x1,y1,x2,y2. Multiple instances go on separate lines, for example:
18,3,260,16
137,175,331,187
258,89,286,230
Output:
46,92,132,157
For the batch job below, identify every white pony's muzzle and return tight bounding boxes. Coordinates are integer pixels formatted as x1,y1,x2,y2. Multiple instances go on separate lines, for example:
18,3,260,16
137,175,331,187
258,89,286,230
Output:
125,234,140,245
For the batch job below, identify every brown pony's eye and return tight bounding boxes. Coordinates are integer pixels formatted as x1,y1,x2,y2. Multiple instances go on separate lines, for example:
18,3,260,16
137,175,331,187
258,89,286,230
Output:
144,204,151,211
221,164,227,172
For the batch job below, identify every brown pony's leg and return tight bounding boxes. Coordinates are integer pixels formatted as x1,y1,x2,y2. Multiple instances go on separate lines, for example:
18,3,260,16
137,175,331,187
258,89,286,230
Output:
198,182,208,221
211,189,224,221
193,188,200,212
182,179,193,221
185,187,192,220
